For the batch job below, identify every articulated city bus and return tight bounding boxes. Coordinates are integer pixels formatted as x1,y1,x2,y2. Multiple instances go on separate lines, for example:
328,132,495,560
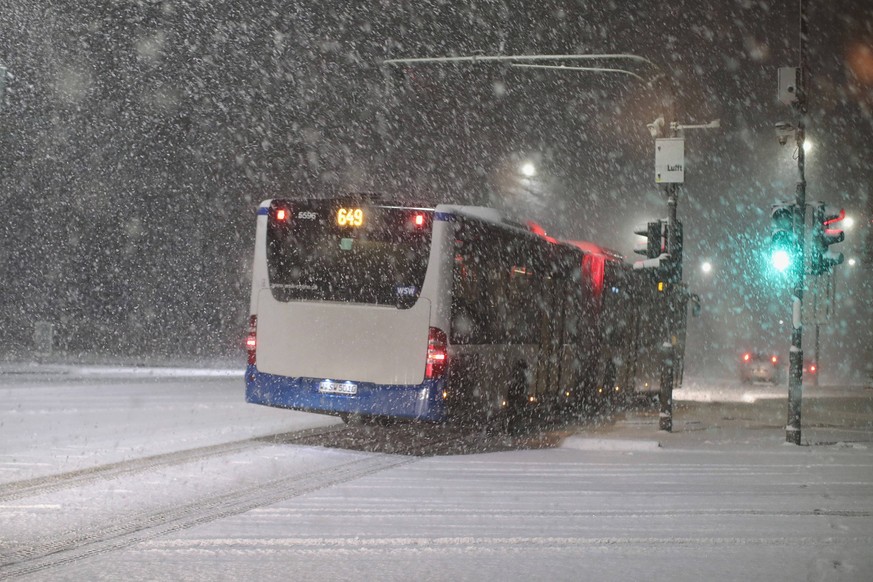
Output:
245,197,669,427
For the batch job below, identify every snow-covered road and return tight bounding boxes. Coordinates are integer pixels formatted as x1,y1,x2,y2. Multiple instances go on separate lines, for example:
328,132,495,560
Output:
1,368,871,581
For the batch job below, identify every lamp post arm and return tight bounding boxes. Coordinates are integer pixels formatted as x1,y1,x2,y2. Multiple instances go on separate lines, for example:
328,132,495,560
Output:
381,53,656,68
510,63,646,81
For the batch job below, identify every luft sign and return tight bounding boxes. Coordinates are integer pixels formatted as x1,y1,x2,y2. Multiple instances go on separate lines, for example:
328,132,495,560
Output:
655,137,685,183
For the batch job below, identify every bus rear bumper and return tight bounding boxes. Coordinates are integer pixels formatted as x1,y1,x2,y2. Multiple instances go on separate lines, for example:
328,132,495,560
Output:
245,365,447,422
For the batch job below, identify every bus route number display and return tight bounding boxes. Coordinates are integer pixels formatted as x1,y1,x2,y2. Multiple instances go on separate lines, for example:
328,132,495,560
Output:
336,207,364,227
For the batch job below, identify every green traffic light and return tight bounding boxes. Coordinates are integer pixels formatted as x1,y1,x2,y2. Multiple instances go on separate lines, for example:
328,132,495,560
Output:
771,248,792,272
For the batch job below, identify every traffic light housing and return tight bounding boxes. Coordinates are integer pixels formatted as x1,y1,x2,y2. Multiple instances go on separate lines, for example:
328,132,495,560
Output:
770,203,799,274
811,203,844,275
634,220,664,259
672,221,684,279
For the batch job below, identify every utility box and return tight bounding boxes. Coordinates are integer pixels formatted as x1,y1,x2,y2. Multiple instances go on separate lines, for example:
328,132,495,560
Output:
778,67,799,105
655,138,684,183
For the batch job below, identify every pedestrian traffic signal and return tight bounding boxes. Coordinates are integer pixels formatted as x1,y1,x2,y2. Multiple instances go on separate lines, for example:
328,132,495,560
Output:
770,203,799,274
810,203,844,275
634,220,664,260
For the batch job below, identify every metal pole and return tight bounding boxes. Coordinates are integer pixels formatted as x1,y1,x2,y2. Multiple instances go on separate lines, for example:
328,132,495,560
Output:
787,0,808,445
660,182,679,432
813,322,820,388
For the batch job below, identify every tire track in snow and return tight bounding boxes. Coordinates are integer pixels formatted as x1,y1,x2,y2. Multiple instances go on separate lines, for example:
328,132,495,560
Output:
0,425,344,503
0,420,558,506
0,452,414,580
0,421,574,578
0,423,522,578
240,507,873,519
133,534,873,554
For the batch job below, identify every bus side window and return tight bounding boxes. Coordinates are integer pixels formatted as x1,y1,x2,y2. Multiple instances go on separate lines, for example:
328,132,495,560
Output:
451,221,485,344
503,238,538,344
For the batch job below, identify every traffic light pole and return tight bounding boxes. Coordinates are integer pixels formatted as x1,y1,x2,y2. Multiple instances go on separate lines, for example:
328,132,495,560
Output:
786,0,808,445
659,182,679,432
787,139,805,445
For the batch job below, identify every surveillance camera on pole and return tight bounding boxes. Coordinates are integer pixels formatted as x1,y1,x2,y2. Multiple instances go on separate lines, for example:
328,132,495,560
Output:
647,116,665,139
775,121,795,146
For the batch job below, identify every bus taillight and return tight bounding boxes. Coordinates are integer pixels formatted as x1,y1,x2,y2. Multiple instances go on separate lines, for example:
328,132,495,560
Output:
271,204,292,224
246,315,258,365
425,327,447,379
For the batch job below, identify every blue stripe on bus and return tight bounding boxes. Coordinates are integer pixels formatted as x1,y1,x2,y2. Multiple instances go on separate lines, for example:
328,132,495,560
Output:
434,212,455,222
257,207,269,215
245,365,448,421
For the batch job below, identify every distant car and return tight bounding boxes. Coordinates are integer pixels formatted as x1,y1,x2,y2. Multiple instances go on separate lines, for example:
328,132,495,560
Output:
740,352,780,384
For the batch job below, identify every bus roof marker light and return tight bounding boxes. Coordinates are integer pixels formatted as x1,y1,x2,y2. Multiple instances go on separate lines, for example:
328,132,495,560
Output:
275,208,287,221
413,213,425,227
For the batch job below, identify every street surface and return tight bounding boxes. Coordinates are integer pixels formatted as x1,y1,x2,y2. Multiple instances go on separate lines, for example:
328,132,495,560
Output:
1,367,871,581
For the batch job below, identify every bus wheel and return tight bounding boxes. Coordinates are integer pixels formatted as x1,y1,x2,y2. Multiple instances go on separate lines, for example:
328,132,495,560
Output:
340,413,366,425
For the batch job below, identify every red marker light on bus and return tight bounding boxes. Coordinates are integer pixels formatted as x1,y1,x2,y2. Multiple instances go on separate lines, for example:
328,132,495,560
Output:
246,315,258,365
275,208,287,221
413,213,425,227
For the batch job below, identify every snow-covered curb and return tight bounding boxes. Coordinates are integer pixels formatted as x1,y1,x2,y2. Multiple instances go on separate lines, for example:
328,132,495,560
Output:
561,436,662,452
76,366,244,378
0,364,244,379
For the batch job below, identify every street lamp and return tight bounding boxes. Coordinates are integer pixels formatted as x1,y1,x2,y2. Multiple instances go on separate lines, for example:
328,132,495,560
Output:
701,261,713,274
520,162,536,178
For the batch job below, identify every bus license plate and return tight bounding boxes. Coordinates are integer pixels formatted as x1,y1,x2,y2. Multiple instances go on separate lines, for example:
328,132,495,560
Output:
318,381,357,395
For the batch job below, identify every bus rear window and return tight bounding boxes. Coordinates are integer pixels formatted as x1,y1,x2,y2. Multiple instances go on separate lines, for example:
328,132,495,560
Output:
266,200,433,307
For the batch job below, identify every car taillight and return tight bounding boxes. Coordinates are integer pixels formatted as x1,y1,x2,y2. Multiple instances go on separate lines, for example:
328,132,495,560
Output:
809,364,816,374
246,315,257,365
771,356,778,364
425,327,447,379
743,353,751,362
